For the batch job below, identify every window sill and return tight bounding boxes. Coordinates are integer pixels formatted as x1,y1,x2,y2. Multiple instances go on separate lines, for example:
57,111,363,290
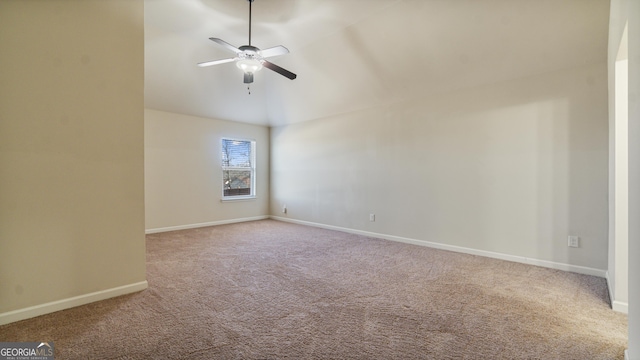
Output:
221,196,257,202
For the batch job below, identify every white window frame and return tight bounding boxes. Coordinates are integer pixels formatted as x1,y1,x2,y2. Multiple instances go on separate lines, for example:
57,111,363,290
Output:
221,138,256,201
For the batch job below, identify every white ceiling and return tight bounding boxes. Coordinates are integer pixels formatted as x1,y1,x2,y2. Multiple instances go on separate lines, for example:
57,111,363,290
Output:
144,0,610,127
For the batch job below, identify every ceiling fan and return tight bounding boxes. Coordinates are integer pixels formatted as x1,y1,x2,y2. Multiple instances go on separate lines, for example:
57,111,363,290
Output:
197,0,297,84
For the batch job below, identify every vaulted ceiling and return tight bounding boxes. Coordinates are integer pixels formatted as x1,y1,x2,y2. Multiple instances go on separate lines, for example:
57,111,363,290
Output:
144,0,610,127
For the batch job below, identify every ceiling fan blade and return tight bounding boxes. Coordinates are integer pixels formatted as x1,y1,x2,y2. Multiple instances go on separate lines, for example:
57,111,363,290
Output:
260,45,289,58
262,60,297,80
197,58,236,67
209,38,242,54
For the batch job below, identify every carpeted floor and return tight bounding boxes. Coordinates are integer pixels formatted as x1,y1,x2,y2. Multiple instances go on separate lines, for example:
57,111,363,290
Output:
0,220,628,359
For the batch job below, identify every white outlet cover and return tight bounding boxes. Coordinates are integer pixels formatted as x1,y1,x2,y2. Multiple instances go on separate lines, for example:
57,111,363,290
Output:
568,236,579,248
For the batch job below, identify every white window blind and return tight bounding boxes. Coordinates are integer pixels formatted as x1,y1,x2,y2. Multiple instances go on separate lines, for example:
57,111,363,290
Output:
221,138,256,199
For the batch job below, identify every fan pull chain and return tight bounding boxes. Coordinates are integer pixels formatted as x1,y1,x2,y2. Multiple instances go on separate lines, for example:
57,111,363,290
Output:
247,85,251,95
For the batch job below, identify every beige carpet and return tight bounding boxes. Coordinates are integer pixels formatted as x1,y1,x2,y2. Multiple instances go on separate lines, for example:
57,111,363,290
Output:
0,220,628,359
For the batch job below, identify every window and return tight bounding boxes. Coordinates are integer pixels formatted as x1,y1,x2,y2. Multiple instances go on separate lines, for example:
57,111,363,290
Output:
221,138,256,199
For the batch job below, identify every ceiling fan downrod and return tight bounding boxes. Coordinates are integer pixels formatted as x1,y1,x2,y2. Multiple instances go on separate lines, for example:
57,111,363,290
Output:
248,0,254,46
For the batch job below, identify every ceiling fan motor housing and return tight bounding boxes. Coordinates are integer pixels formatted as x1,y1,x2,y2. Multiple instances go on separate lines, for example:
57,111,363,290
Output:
238,45,261,58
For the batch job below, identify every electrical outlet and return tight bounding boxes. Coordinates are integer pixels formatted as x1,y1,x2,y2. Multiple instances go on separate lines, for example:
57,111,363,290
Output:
369,213,375,222
282,205,287,214
568,236,579,248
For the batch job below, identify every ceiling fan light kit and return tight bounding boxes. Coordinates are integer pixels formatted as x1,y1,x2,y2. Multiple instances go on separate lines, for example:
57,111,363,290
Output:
236,58,263,73
198,0,297,88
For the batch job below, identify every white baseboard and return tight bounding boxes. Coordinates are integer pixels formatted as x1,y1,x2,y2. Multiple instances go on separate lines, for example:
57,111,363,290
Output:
0,281,148,326
612,300,629,314
605,271,629,314
271,216,607,278
145,215,270,234
606,271,614,308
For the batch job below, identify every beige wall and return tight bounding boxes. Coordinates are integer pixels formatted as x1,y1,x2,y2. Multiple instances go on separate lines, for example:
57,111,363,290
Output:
145,109,270,231
271,63,608,271
624,0,640,356
0,1,146,318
